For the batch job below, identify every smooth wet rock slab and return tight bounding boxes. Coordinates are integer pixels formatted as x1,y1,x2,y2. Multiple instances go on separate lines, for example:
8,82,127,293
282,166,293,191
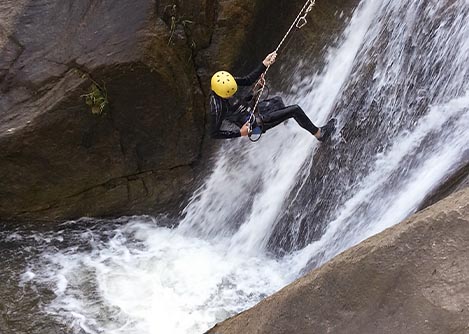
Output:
207,187,469,334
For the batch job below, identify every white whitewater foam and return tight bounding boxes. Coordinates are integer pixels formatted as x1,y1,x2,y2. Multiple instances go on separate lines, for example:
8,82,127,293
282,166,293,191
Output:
35,222,292,334
288,92,469,271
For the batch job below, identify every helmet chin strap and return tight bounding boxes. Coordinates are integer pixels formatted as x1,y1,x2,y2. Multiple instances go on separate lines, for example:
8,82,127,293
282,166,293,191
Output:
247,0,316,142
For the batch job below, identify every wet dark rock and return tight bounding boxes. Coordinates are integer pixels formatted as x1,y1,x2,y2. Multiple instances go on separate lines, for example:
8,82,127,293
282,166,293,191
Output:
0,0,272,222
235,0,361,84
207,186,469,334
0,0,204,221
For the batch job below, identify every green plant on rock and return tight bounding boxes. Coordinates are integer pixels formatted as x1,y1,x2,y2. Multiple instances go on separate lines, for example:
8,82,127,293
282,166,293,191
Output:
82,83,108,115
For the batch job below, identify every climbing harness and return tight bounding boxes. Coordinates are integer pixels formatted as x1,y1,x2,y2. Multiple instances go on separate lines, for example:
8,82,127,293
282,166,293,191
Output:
246,79,270,142
248,0,316,142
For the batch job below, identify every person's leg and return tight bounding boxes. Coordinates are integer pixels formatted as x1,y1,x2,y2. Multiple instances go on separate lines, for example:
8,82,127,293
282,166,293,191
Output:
261,104,320,137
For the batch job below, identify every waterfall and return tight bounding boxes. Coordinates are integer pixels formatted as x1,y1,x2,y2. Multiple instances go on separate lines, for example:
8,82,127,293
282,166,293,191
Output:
269,0,469,257
15,0,469,333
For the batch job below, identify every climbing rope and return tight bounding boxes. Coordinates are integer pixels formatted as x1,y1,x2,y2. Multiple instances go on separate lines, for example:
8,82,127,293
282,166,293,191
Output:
248,0,316,142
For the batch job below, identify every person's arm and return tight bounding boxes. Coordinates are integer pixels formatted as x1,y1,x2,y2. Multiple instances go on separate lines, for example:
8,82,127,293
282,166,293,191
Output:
209,94,242,139
235,63,267,87
235,52,277,86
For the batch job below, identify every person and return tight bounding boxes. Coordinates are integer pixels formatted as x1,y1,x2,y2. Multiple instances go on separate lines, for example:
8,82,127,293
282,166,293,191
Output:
209,51,336,141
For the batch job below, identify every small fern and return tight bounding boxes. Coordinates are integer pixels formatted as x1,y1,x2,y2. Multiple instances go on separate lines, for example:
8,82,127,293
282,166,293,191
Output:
82,83,108,115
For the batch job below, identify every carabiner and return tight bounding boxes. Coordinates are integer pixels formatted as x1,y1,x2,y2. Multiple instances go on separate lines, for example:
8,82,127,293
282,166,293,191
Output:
296,17,307,29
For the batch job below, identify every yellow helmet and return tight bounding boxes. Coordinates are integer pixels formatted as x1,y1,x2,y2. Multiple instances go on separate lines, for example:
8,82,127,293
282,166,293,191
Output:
211,71,237,98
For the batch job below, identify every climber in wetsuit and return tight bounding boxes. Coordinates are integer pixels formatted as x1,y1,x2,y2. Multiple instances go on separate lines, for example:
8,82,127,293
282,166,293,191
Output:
209,51,335,140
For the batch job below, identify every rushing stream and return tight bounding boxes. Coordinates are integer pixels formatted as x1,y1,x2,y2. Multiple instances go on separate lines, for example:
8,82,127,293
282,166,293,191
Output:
2,0,469,333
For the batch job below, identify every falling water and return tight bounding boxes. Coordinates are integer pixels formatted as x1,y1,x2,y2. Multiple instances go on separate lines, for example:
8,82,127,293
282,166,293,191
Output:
4,0,469,333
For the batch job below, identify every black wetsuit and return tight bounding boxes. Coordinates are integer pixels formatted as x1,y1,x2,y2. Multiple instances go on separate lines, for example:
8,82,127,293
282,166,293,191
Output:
209,63,319,139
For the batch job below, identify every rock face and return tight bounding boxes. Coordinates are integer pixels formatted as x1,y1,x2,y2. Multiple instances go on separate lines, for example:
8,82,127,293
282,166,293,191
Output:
207,187,469,334
0,0,270,221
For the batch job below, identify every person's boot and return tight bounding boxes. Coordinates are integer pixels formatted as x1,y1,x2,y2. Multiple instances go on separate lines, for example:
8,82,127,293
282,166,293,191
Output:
317,118,336,142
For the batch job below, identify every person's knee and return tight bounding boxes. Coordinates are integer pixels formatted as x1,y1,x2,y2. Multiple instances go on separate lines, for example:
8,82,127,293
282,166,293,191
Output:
272,96,285,109
289,104,304,115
